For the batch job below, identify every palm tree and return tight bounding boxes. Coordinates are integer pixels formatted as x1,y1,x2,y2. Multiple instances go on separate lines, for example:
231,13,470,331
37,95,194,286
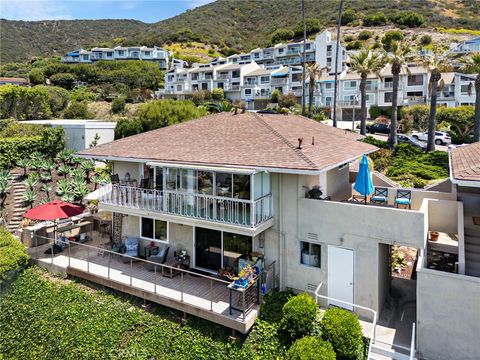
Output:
459,52,480,142
421,50,452,151
348,49,384,135
305,63,325,117
383,42,413,148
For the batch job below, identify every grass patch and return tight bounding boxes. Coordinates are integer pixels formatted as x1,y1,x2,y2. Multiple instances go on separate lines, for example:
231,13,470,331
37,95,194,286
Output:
165,42,220,64
437,27,480,36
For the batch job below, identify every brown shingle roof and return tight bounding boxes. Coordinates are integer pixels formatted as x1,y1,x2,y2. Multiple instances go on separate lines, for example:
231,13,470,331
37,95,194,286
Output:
78,113,377,172
451,142,480,182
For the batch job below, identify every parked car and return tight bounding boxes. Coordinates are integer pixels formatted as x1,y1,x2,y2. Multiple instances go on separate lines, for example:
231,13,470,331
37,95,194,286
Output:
366,123,392,135
411,131,451,145
397,134,427,150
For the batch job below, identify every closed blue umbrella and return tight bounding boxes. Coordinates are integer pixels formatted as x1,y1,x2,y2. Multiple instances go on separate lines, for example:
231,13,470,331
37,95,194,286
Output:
354,155,374,204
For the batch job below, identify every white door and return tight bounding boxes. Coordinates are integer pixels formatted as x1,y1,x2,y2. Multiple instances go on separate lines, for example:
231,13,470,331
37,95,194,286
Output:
328,246,354,311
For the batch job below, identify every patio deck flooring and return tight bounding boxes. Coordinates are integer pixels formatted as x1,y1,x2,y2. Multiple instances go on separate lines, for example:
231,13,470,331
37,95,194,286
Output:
28,235,257,332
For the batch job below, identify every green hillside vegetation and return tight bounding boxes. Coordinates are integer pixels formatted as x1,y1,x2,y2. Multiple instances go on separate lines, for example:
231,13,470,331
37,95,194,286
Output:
1,0,479,63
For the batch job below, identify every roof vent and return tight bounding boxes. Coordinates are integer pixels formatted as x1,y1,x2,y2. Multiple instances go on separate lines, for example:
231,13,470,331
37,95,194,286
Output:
297,138,303,149
312,136,315,145
307,232,318,241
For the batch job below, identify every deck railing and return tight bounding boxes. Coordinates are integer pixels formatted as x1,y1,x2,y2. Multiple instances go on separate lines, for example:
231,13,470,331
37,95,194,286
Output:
32,235,275,321
99,184,273,228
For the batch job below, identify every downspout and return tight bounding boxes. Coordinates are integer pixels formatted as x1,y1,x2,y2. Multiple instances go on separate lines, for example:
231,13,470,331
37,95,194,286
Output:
278,174,286,290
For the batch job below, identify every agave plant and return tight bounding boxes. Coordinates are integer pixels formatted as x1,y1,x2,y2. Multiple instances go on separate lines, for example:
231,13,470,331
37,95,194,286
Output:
42,161,56,174
37,198,50,205
57,164,70,179
71,156,83,168
23,176,38,190
61,193,75,204
73,182,90,203
56,149,74,165
91,174,103,190
28,158,43,172
41,183,52,201
40,172,52,183
30,151,44,162
0,178,9,209
56,179,71,196
81,160,95,182
17,158,30,177
23,189,37,208
71,167,85,180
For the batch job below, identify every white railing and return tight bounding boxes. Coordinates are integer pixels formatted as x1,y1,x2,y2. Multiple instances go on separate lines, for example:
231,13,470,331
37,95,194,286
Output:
315,283,377,360
409,322,416,360
100,184,272,228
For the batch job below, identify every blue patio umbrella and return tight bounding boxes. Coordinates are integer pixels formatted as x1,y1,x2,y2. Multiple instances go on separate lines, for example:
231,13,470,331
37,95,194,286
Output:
354,155,374,204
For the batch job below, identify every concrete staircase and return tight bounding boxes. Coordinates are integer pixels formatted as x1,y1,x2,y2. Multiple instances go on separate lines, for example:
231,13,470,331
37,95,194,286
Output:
370,341,414,360
6,171,27,234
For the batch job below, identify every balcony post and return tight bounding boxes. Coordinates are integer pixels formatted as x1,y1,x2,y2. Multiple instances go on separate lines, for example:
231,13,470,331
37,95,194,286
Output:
181,272,184,302
87,246,90,272
108,252,111,279
130,258,133,286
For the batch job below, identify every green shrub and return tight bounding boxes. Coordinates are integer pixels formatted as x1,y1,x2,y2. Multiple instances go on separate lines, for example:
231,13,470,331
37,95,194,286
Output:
419,34,432,45
321,307,364,359
271,28,294,44
238,320,286,360
114,118,143,139
271,89,281,103
279,293,319,343
111,97,126,114
35,85,69,116
344,35,355,42
63,101,92,119
69,87,97,102
346,40,362,50
363,136,388,149
358,30,373,41
392,11,425,27
286,336,336,360
294,18,321,37
369,105,405,120
28,68,45,85
341,9,357,25
382,30,404,44
279,93,298,108
192,90,211,104
261,290,294,323
363,12,388,26
437,106,475,143
211,87,225,101
0,226,29,281
50,72,78,90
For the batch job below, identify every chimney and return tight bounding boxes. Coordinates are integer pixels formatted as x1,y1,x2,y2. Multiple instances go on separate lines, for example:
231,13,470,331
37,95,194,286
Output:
297,138,303,149
312,136,315,145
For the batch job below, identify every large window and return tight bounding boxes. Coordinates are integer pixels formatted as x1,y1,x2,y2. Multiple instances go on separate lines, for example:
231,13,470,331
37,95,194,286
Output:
384,92,393,103
141,217,168,242
215,173,232,197
300,241,321,268
408,74,423,86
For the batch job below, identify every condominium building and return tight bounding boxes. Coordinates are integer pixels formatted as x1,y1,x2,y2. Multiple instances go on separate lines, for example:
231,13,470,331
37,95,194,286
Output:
61,46,171,70
447,36,480,55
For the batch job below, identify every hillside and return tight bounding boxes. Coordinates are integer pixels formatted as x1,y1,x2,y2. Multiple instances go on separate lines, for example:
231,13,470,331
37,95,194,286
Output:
1,0,479,63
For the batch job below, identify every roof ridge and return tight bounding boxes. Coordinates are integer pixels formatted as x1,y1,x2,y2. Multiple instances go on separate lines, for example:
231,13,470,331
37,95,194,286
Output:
252,113,318,169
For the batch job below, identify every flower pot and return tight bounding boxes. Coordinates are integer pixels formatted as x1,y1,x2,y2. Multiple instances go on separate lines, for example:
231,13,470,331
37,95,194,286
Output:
430,231,439,242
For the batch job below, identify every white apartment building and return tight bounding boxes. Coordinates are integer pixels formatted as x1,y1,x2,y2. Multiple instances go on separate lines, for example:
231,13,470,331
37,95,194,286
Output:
62,46,171,70
447,36,480,55
225,30,347,75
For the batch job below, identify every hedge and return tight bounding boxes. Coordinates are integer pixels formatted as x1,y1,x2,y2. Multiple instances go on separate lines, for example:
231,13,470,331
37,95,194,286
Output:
0,136,45,169
286,336,336,360
279,293,319,343
0,226,29,281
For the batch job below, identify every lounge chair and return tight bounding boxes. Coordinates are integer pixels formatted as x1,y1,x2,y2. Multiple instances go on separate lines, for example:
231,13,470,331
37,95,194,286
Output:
144,244,170,271
395,189,412,209
120,237,139,263
371,187,388,205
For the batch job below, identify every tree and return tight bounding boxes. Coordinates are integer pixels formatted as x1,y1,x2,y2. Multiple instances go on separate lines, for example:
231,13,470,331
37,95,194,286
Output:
111,97,126,114
349,49,384,135
211,88,224,101
384,42,414,148
29,68,45,85
305,63,325,118
363,12,388,26
271,28,294,45
392,11,425,28
422,50,452,151
63,101,92,119
294,18,321,38
459,52,480,142
341,9,357,25
49,72,78,90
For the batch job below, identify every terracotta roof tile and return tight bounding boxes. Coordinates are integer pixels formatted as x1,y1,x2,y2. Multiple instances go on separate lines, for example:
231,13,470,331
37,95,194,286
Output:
78,113,377,172
451,142,480,182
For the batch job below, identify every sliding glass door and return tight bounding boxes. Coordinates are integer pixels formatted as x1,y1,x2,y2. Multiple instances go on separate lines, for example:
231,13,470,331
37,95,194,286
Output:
195,227,222,271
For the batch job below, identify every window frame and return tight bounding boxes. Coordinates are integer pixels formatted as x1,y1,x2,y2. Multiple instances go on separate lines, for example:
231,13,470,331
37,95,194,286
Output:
299,241,321,268
140,217,169,244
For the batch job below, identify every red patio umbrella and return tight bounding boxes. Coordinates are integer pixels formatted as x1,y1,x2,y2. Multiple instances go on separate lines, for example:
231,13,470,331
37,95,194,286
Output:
23,200,84,241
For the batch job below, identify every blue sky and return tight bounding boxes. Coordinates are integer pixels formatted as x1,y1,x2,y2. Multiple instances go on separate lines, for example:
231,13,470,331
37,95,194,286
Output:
0,0,215,23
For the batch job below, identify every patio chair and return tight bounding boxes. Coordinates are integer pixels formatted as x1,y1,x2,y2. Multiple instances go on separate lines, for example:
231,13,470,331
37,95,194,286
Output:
395,189,412,209
351,194,366,203
110,174,120,184
120,237,139,263
144,244,170,271
370,187,388,206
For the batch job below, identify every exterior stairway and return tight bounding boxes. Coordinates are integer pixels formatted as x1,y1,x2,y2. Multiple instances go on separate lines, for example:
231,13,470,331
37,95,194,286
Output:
6,171,27,234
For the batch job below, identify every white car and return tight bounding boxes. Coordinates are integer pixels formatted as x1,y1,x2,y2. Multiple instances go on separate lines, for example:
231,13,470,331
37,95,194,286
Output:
411,131,451,145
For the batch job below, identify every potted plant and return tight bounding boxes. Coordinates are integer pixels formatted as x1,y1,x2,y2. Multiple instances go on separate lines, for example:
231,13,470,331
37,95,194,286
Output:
429,231,439,241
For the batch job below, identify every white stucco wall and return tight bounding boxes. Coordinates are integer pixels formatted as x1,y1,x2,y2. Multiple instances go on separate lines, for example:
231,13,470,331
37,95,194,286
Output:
417,269,480,360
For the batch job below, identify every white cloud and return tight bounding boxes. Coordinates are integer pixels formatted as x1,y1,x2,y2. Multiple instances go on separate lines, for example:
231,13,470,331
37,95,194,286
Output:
0,0,73,20
119,0,143,10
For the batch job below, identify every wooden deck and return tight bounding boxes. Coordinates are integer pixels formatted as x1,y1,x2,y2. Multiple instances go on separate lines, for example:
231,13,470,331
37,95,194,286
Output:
29,237,258,333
